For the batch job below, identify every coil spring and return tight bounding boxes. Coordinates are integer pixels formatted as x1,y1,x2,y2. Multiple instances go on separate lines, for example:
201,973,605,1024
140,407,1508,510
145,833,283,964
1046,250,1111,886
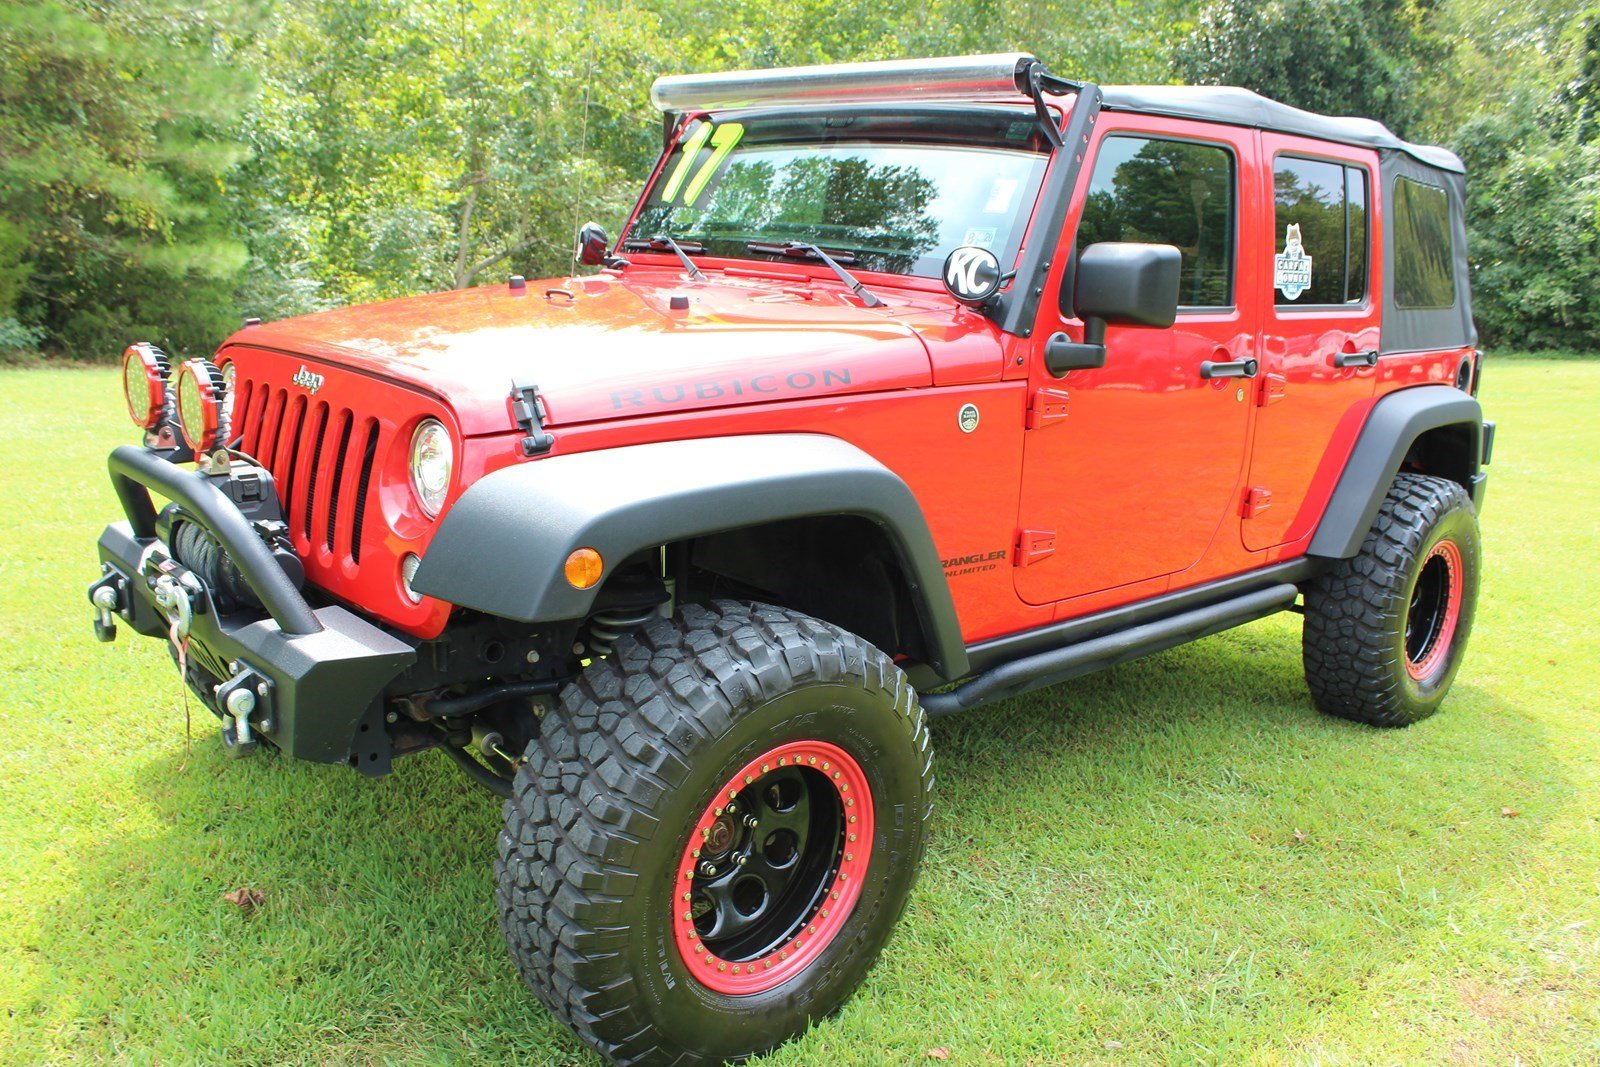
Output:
586,605,661,657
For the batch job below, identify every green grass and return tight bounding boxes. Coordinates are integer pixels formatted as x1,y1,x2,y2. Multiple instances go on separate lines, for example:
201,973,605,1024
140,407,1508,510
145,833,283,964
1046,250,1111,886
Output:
2,360,1597,1066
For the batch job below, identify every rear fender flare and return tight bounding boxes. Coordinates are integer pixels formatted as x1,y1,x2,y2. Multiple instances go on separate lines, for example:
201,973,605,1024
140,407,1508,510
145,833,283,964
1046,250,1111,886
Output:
412,433,969,679
1309,385,1483,560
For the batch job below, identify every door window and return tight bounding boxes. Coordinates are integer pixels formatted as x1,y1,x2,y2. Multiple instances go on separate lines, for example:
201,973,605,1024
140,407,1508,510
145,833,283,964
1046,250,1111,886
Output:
1273,156,1369,306
1074,135,1235,309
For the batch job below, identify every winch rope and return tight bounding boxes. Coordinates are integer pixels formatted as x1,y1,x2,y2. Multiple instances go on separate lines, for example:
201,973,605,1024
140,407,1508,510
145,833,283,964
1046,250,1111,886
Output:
168,616,192,771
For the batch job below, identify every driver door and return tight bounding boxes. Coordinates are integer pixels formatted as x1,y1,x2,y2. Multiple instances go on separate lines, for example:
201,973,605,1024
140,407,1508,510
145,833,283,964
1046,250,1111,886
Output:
1014,115,1264,606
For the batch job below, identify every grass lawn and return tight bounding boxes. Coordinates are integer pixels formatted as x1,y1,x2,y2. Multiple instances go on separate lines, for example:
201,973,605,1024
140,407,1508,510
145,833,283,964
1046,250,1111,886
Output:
2,359,1597,1066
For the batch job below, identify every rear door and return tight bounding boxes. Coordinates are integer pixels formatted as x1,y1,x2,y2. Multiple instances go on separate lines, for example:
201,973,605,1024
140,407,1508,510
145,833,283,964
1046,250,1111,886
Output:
1241,136,1381,551
1014,114,1264,605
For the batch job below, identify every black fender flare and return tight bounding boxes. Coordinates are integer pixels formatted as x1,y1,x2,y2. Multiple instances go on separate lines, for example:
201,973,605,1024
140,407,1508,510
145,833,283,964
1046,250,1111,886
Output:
1309,385,1484,560
412,433,969,680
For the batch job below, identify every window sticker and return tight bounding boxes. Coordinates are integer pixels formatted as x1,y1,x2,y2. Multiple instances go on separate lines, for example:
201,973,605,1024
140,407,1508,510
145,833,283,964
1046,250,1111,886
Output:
983,178,1019,214
1274,223,1313,301
660,121,745,206
962,226,998,248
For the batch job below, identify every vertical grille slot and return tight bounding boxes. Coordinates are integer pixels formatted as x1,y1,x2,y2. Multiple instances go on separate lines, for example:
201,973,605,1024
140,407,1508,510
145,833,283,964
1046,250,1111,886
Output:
257,389,286,468
278,395,307,523
325,411,354,553
235,379,256,449
301,402,330,543
350,419,379,565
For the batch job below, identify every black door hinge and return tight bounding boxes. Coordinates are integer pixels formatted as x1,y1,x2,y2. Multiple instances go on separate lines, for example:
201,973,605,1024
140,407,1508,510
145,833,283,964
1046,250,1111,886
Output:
510,379,555,457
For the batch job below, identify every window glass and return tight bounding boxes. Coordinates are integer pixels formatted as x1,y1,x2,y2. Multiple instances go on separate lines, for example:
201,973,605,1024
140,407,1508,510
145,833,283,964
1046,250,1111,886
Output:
1393,177,1456,309
632,111,1050,278
1273,157,1369,305
1076,136,1235,308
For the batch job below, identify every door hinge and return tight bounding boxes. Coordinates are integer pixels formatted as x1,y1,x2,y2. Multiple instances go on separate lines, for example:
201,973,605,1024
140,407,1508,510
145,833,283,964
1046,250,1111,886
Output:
1015,528,1057,567
1026,387,1071,429
1242,486,1273,518
510,379,555,456
1257,371,1287,406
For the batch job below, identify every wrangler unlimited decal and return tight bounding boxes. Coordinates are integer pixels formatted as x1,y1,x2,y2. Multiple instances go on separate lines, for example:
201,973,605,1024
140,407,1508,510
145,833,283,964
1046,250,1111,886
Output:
611,367,853,410
942,548,1008,577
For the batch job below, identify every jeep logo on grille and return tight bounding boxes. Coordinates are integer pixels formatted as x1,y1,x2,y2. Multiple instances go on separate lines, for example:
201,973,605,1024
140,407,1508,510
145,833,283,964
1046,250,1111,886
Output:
291,365,325,393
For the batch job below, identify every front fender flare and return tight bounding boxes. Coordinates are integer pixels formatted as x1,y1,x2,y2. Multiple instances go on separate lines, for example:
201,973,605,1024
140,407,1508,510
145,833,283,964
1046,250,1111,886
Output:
412,433,968,679
1309,385,1483,560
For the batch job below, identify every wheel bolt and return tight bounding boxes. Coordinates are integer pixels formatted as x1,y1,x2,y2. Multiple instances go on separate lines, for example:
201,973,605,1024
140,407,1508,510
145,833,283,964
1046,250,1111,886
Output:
735,854,747,867
700,861,717,877
742,814,758,829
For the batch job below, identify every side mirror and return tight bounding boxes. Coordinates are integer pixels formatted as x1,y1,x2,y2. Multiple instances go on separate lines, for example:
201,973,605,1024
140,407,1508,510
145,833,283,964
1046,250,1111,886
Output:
1045,242,1181,377
574,221,610,267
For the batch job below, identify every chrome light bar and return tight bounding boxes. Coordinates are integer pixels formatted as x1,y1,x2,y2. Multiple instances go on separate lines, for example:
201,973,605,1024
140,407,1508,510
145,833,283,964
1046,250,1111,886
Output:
650,53,1039,113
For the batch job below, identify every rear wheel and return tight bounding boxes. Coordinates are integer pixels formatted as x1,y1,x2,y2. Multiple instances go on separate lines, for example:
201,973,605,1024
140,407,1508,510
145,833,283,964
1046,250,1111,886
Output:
1303,472,1481,726
496,601,932,1066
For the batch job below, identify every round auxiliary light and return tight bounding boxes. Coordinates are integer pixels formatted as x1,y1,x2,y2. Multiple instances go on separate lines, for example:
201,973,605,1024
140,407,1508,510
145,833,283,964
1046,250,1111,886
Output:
122,343,170,430
174,358,228,453
408,419,453,518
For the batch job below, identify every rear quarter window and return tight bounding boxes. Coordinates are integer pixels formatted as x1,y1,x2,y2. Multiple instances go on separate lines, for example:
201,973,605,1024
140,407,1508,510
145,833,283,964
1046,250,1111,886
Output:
1392,177,1457,309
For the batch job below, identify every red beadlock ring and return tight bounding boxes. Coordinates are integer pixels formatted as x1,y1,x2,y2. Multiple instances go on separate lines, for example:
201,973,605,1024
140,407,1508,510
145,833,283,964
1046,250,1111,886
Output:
673,739,874,996
1406,538,1464,681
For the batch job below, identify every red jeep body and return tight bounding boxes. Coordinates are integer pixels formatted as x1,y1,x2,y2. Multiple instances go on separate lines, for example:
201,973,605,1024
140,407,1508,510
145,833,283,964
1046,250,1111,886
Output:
89,54,1489,1066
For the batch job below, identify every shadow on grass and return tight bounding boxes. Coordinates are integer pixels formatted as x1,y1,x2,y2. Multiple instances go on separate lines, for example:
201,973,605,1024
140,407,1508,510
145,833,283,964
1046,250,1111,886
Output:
21,620,1568,1066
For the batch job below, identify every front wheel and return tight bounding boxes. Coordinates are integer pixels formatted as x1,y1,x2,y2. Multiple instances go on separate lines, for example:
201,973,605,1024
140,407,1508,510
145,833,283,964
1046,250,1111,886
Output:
496,601,933,1066
1302,472,1481,726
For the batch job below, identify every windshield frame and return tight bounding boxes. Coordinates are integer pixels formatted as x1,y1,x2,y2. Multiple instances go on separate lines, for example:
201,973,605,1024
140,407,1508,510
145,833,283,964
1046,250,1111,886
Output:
617,102,1059,292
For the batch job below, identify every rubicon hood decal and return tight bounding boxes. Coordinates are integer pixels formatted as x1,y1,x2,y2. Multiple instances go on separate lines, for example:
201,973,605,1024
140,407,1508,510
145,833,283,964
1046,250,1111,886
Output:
225,273,936,435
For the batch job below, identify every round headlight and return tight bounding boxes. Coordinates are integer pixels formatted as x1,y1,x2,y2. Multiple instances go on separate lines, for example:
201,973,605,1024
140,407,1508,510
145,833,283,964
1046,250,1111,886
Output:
409,419,453,517
122,343,169,430
174,358,227,453
220,360,237,427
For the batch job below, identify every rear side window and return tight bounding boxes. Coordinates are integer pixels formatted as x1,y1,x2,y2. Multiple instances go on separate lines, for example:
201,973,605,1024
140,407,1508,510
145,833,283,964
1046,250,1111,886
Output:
1076,135,1235,308
1392,177,1457,309
1273,156,1369,306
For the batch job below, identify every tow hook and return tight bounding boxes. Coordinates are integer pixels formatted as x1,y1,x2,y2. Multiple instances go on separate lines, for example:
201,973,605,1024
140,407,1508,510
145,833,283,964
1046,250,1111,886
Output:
87,570,126,643
216,663,275,759
152,573,195,640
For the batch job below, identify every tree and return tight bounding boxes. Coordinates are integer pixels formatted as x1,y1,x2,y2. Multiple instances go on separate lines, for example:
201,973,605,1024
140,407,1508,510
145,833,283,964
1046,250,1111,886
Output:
0,0,259,357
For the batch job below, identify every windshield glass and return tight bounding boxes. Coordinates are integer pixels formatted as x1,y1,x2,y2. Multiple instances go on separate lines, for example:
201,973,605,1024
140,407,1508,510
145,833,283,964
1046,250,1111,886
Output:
630,106,1052,278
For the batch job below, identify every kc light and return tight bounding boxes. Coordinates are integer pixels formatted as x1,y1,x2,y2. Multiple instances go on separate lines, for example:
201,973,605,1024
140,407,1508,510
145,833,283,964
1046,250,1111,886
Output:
409,419,453,518
174,358,229,453
122,343,170,430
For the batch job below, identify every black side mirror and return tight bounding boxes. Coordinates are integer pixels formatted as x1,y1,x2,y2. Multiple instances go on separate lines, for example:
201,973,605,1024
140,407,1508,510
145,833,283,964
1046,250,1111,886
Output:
574,221,610,267
1045,242,1181,377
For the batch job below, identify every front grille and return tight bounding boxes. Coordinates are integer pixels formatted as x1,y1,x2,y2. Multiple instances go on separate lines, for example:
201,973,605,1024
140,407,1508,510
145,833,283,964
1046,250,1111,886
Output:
233,377,381,569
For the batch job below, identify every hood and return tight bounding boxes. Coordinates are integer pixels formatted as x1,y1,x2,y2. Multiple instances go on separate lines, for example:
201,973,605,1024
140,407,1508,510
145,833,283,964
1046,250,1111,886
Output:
223,270,940,436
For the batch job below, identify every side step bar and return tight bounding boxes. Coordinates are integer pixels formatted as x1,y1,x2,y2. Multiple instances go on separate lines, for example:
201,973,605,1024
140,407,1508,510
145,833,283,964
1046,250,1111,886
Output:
920,583,1299,717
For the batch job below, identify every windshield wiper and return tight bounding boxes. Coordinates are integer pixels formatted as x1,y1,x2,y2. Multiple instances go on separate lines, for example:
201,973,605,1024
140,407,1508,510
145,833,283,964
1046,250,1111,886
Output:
745,241,884,308
621,234,706,280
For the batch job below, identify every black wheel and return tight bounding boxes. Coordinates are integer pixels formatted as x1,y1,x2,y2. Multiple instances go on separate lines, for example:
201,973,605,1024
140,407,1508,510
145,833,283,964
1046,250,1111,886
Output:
1303,472,1481,726
496,601,933,1066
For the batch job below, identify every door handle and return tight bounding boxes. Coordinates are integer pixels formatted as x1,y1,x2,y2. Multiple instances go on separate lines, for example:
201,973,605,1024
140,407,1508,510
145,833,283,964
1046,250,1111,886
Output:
1334,348,1379,369
1200,357,1258,379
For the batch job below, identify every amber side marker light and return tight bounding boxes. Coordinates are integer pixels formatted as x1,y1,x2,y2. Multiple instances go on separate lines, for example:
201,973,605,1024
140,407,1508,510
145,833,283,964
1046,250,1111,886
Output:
122,343,169,430
564,548,604,590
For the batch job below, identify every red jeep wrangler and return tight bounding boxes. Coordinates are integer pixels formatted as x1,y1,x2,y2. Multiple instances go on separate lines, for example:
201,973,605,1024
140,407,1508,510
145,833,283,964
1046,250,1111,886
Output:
91,54,1491,1066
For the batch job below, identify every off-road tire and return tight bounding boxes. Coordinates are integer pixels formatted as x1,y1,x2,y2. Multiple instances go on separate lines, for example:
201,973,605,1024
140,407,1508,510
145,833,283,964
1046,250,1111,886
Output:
495,601,933,1066
1303,472,1480,726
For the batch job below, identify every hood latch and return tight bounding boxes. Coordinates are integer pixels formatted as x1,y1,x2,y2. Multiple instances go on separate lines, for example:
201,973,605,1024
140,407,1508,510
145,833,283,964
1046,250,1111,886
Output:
510,379,555,457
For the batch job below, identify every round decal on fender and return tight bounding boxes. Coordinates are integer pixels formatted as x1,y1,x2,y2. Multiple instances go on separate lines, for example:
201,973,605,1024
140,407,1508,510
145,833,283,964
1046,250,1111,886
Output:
958,403,980,433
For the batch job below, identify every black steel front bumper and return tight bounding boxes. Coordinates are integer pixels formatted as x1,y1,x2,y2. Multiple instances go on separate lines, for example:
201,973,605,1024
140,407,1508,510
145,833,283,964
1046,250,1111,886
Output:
91,445,416,773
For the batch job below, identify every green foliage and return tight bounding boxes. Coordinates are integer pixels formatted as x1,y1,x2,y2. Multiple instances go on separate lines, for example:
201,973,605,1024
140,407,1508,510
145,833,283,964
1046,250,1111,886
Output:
1173,0,1445,137
0,0,259,358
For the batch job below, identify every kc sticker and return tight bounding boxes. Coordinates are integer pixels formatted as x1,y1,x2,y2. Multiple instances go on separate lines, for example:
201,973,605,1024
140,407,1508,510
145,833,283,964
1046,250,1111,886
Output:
1274,223,1313,301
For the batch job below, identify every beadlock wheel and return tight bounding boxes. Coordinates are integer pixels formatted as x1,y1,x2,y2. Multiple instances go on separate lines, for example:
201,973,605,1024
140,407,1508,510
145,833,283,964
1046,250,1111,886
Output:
673,739,874,994
495,601,933,1067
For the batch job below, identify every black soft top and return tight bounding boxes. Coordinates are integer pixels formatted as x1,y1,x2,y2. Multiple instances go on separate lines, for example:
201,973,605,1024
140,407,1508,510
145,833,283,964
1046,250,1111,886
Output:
1102,85,1463,173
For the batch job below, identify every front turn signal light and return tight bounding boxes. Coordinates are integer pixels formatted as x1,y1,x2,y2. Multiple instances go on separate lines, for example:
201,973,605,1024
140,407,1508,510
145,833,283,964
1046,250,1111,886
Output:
564,547,604,589
122,343,169,430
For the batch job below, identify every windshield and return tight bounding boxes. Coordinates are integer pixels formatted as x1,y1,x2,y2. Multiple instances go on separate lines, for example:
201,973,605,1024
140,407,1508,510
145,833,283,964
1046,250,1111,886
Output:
630,106,1052,278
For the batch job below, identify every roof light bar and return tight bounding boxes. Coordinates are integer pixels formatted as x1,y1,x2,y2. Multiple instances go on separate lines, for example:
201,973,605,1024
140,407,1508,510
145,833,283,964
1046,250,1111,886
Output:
650,53,1042,113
